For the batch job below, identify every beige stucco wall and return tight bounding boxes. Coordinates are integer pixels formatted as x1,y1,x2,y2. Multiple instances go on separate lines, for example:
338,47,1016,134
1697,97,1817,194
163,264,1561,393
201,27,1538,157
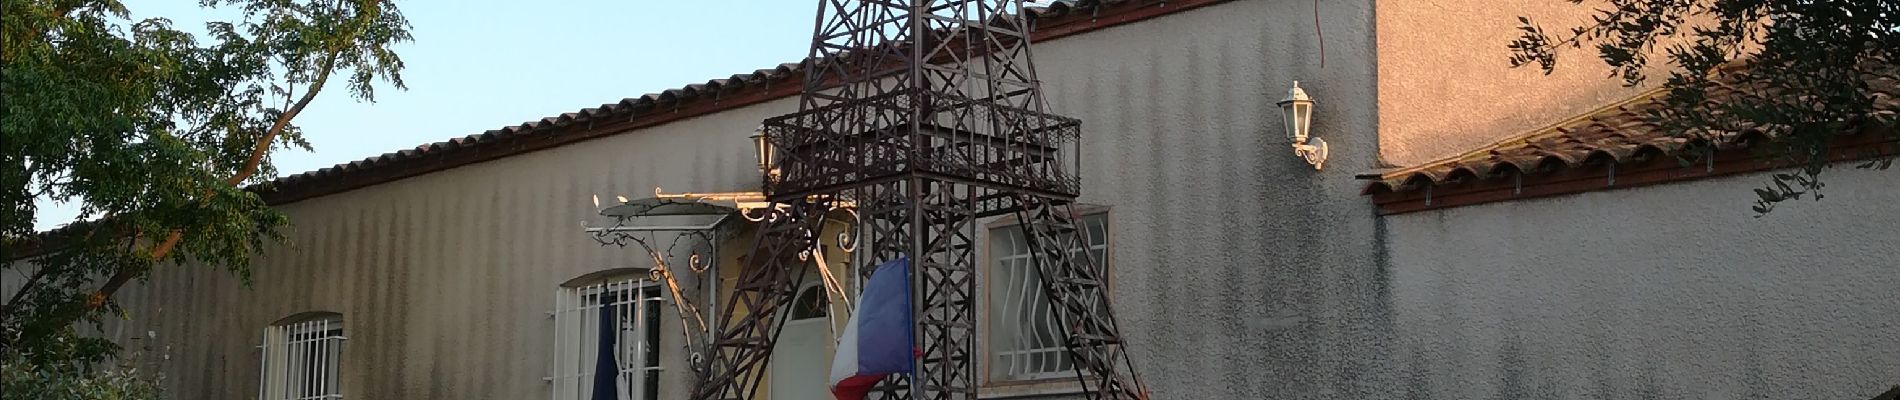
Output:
1386,166,1900,398
101,1,1394,399
107,92,794,399
81,1,1900,399
1375,0,1665,166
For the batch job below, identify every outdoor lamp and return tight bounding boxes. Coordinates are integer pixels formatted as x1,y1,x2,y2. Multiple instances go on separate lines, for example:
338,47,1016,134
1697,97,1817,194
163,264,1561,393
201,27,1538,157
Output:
750,125,777,178
1278,81,1328,170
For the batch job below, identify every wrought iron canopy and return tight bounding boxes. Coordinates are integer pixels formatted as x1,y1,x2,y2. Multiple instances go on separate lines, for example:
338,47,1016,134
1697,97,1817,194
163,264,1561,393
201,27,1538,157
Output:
599,197,736,218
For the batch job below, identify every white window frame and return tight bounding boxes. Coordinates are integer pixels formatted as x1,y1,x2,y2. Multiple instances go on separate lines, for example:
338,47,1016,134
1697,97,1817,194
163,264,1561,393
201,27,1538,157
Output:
549,274,664,400
259,314,345,400
986,211,1111,382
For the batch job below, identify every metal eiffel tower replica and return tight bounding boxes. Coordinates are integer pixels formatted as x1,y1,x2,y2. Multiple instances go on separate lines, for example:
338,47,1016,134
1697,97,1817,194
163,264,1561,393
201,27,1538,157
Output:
690,1,1146,399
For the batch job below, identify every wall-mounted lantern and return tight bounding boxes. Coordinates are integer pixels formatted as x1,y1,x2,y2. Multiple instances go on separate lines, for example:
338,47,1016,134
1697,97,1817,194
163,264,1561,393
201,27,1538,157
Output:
1278,81,1328,170
750,125,778,179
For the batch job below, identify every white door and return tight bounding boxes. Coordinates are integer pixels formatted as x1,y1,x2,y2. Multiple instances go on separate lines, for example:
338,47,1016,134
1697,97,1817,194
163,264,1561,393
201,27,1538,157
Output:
772,282,834,400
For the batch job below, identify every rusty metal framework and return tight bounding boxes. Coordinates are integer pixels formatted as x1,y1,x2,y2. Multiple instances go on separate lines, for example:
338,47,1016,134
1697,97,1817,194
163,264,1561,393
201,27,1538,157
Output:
691,1,1145,399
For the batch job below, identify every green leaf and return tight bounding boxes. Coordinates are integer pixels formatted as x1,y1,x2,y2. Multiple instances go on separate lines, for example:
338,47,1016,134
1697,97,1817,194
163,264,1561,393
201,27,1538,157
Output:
3,0,410,372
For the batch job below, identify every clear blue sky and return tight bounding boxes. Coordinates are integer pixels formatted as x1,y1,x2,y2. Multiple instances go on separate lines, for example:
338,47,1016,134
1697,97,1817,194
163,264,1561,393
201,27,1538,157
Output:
34,0,818,231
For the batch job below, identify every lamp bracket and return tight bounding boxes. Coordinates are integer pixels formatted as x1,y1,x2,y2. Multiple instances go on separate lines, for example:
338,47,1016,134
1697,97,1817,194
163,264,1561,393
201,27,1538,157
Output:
1293,137,1328,170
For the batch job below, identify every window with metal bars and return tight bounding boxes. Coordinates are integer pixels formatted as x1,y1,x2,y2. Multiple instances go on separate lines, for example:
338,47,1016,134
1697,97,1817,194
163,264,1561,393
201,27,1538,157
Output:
987,212,1109,381
259,313,345,400
549,275,663,400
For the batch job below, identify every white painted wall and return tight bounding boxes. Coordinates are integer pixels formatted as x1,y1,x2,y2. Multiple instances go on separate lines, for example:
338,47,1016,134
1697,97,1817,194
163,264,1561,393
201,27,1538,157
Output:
1387,166,1900,399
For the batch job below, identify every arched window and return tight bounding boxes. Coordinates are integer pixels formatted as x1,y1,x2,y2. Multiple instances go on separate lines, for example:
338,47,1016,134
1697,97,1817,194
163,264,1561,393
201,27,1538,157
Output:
260,312,344,400
789,284,829,321
550,269,663,400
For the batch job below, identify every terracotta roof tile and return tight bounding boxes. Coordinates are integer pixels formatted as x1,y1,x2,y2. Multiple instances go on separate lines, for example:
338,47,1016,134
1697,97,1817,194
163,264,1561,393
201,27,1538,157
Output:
1361,68,1900,195
237,0,1235,206
9,0,1245,255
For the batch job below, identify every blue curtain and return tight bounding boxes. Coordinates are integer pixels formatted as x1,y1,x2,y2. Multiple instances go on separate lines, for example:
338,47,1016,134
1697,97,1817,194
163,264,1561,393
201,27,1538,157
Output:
592,300,619,400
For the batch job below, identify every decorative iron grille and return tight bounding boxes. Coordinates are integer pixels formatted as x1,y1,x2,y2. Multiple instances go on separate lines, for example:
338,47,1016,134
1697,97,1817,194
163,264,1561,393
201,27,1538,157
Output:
550,277,665,400
988,213,1107,380
764,89,1082,200
259,315,345,400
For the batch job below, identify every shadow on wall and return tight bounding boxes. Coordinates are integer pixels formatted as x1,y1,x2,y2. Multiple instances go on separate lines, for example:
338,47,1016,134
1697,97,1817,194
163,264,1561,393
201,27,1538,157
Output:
1872,385,1900,400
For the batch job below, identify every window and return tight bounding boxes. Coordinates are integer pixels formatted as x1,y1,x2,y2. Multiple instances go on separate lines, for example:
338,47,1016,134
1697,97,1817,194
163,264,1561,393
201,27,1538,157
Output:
550,274,663,400
987,212,1109,381
260,313,345,400
790,284,830,321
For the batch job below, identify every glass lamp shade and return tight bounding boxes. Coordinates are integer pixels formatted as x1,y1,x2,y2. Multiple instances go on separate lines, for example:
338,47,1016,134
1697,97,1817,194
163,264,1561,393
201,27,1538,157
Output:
750,128,775,173
1278,81,1314,144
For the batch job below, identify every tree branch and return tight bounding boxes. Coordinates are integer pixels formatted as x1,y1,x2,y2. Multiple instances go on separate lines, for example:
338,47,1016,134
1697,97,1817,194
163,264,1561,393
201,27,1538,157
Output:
1,266,54,317
229,55,339,186
4,220,112,316
84,230,177,309
84,52,341,311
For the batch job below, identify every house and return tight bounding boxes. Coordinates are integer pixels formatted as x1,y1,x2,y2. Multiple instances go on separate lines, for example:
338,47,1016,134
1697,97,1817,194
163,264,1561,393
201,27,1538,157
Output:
28,0,1898,399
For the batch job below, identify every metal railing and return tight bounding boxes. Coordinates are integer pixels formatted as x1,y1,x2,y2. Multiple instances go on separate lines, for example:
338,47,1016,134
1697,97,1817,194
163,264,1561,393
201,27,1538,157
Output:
259,317,345,400
550,278,664,400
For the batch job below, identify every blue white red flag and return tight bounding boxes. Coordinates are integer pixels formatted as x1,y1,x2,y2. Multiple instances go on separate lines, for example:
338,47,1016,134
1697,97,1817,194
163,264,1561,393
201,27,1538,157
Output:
828,257,914,400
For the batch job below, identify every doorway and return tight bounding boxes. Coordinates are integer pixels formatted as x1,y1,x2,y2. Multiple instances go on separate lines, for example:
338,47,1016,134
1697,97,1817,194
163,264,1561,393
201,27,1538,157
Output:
772,280,834,400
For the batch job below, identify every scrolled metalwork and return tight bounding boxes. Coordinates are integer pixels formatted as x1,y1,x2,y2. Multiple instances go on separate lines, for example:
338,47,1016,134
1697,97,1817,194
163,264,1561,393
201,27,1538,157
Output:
835,206,861,253
585,208,718,378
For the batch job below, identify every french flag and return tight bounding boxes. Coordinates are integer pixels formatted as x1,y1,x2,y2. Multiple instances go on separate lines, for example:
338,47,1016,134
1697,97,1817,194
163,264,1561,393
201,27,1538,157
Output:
828,257,914,400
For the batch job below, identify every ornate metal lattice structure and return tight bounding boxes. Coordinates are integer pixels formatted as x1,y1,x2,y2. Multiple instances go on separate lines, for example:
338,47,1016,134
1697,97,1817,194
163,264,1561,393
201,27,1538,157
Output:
692,1,1146,399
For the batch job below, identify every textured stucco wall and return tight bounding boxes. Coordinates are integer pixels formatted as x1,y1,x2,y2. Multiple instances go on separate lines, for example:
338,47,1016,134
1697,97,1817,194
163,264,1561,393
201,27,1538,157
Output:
1387,166,1900,399
82,1,1900,399
106,93,796,400
100,1,1397,399
1022,0,1391,398
1374,0,1666,166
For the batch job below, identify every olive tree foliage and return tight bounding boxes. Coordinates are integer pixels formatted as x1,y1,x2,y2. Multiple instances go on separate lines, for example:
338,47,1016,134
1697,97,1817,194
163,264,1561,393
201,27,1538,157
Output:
1,362,164,400
1508,0,1897,215
0,0,410,371
1,342,167,400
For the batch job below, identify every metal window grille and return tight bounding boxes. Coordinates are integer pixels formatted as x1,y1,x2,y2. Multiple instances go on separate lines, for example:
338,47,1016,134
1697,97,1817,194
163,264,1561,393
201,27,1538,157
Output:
988,213,1109,381
259,316,345,400
550,277,663,400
